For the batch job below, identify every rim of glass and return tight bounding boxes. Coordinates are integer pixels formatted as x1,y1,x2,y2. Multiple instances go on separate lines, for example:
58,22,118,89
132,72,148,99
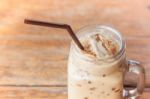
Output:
71,25,125,61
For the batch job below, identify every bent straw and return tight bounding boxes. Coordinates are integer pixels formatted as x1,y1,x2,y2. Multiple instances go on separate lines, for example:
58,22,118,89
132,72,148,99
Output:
24,19,84,50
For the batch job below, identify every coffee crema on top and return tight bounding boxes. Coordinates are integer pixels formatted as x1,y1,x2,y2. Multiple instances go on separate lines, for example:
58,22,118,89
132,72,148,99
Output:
81,33,120,59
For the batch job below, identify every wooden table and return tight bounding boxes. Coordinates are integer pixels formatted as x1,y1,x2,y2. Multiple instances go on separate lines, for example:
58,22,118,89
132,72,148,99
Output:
0,0,150,98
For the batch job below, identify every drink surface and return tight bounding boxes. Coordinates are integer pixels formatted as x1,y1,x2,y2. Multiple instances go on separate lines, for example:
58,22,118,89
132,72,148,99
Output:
82,33,120,58
68,30,126,99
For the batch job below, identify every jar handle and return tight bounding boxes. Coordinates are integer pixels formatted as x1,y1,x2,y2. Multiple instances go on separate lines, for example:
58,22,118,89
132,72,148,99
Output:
124,60,145,99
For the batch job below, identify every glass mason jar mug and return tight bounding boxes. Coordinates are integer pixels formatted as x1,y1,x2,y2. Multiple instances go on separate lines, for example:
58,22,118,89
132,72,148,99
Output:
68,25,145,99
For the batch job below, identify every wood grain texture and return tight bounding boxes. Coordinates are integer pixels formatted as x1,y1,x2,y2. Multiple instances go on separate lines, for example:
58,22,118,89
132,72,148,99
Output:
0,0,150,37
0,37,149,86
0,0,150,98
0,86,148,99
0,87,67,99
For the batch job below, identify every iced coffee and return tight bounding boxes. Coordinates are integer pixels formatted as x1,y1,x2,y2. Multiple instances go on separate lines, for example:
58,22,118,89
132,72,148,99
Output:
23,19,145,99
68,26,127,99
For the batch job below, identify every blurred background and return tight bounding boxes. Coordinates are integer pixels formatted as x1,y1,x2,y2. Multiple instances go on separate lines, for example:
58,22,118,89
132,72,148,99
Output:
0,0,150,98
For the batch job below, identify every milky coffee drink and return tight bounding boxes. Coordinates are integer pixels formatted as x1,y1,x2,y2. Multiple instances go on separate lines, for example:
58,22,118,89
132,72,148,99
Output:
68,25,127,99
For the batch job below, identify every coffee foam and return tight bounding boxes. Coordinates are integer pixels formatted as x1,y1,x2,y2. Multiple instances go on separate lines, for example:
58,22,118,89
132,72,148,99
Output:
81,33,120,59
